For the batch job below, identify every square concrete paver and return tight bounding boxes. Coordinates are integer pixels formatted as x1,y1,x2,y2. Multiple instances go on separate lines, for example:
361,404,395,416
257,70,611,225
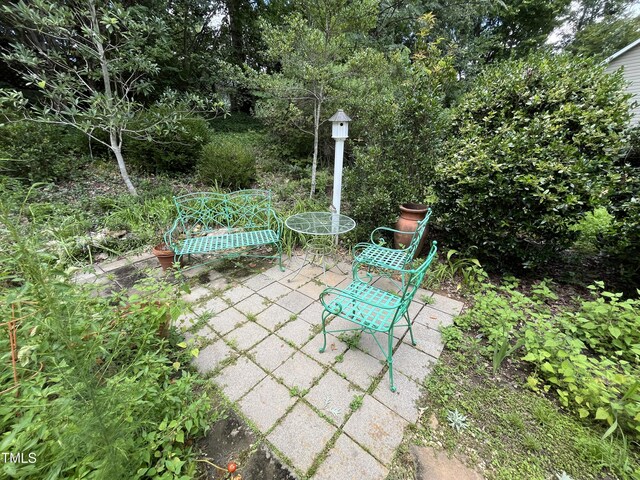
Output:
430,292,464,315
306,370,360,426
192,340,234,374
268,402,337,474
213,357,266,401
208,307,247,336
223,285,254,305
249,334,296,372
298,301,325,325
403,322,444,358
224,321,269,351
283,274,312,290
372,370,423,423
312,433,388,480
298,280,326,299
392,346,437,382
276,319,317,348
181,285,210,303
302,334,349,367
273,351,325,391
239,376,296,431
234,293,268,316
257,281,292,302
278,290,315,314
193,296,228,316
355,331,403,362
243,273,275,292
333,348,385,390
263,265,291,281
343,396,408,465
415,306,455,329
255,304,293,331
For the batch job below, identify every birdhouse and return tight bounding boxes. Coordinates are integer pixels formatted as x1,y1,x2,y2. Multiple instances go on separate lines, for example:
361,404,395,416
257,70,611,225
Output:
328,109,351,139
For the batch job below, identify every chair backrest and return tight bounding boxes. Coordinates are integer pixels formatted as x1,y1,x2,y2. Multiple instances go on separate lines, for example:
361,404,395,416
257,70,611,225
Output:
398,240,438,311
405,208,433,258
173,190,273,233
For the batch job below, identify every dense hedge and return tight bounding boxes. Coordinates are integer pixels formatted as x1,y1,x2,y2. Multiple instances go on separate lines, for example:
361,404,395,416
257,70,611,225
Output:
435,53,631,268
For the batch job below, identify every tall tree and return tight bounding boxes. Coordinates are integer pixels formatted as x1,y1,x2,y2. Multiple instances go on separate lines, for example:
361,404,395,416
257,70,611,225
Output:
1,0,214,195
257,0,378,198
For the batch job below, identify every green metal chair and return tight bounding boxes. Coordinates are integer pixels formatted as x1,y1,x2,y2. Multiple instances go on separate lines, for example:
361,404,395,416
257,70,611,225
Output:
351,208,433,279
319,241,438,392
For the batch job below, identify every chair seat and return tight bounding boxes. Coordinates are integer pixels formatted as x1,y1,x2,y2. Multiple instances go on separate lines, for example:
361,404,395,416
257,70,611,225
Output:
324,280,403,332
175,229,279,255
354,244,408,270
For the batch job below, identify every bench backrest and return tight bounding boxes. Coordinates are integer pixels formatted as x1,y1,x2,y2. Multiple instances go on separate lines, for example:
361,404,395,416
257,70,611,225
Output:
173,190,273,234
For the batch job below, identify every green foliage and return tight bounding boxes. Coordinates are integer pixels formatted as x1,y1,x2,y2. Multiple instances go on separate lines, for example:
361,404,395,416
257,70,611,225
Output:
457,279,640,439
435,53,631,268
0,204,215,479
423,249,488,293
124,115,212,173
0,122,86,182
446,409,469,432
197,137,256,189
570,207,615,254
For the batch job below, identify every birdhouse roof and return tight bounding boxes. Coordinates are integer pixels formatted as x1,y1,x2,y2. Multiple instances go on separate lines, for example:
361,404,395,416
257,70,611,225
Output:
328,110,351,122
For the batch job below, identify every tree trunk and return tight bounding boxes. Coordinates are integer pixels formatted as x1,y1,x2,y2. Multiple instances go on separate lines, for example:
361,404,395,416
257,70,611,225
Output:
110,130,137,196
310,99,322,198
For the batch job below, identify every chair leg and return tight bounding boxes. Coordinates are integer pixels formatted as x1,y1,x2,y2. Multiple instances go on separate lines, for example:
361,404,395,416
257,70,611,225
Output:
319,310,329,353
406,311,417,346
387,328,396,392
276,242,285,271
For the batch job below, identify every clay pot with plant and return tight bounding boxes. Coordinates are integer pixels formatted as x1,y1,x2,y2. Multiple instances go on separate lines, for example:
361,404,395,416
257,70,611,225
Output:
152,242,176,271
394,203,429,256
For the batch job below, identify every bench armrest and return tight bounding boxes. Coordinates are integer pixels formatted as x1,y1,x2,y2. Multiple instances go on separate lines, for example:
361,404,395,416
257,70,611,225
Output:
163,218,182,249
267,208,284,237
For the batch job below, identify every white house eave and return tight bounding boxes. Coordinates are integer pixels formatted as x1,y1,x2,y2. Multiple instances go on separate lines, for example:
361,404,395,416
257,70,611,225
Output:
605,37,640,64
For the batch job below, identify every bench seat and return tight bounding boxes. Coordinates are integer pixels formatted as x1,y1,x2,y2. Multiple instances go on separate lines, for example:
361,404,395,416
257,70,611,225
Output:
175,229,279,255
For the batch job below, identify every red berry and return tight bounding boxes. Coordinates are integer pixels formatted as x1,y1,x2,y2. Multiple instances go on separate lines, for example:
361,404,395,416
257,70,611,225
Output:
227,462,237,473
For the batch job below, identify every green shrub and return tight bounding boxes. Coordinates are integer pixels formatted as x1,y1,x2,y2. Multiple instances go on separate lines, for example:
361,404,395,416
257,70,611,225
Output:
457,280,640,439
435,53,631,268
570,207,615,254
197,136,256,188
123,115,212,173
0,122,86,182
0,208,215,479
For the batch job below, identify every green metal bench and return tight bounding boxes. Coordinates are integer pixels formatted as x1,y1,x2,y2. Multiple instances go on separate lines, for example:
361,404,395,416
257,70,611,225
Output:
164,190,284,270
351,208,432,276
319,241,438,392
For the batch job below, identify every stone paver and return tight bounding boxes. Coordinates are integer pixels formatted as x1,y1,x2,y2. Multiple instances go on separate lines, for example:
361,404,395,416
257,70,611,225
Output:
403,322,444,358
273,351,324,391
193,296,228,316
430,293,464,315
257,281,292,302
411,446,485,480
343,396,408,465
301,333,349,366
415,306,455,329
392,346,437,382
208,307,247,335
298,280,326,299
355,331,403,362
333,348,385,390
223,285,254,304
239,376,296,431
181,285,210,303
306,370,359,426
276,319,316,348
249,334,296,372
224,321,270,351
214,357,266,402
192,339,233,374
234,293,269,316
372,370,423,423
312,434,388,480
278,290,315,313
263,265,292,281
298,301,325,324
243,273,275,291
268,402,337,474
255,304,293,331
175,311,198,330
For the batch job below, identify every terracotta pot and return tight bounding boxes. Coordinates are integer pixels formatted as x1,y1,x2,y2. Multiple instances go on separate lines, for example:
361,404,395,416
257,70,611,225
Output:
152,243,175,271
394,203,429,256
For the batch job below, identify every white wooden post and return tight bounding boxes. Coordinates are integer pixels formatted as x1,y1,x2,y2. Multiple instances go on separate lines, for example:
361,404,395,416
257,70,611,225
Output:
328,109,351,242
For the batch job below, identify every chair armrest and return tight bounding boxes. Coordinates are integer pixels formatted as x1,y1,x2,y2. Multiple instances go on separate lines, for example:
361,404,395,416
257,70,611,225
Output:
163,218,182,248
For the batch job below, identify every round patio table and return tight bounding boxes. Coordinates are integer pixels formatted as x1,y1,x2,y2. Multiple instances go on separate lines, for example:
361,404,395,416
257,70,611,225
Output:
285,212,356,282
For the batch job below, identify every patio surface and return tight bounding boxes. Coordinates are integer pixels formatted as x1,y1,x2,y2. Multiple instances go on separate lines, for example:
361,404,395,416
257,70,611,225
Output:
81,252,464,479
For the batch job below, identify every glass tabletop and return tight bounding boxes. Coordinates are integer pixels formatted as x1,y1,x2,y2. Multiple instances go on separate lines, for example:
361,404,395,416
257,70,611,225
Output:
285,212,356,236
